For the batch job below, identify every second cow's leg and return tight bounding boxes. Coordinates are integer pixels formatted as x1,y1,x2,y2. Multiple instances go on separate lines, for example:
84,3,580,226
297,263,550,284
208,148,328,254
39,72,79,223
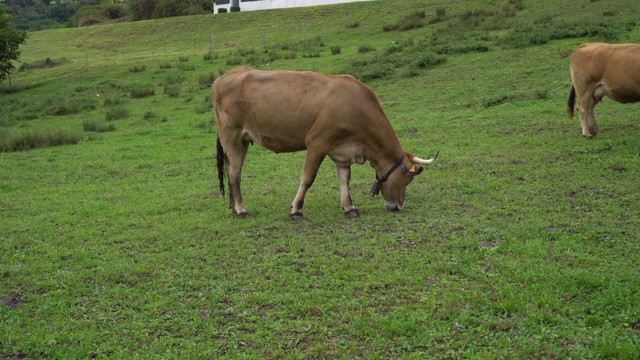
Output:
336,164,359,218
587,95,600,136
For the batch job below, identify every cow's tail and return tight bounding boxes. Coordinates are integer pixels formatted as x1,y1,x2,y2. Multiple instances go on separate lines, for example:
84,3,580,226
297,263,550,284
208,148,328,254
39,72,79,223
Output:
216,136,226,197
567,85,576,120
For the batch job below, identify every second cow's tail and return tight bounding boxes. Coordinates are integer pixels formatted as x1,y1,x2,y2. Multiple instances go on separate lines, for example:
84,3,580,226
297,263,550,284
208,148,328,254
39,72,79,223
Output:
216,136,226,197
567,86,576,120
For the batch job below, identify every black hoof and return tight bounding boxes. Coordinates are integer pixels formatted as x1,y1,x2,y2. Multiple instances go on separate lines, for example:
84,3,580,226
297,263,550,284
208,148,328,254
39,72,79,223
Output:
345,209,360,218
236,211,249,218
290,212,304,221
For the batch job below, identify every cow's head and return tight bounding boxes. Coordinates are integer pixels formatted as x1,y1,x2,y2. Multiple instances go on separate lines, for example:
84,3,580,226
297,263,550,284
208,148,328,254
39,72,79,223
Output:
372,151,439,212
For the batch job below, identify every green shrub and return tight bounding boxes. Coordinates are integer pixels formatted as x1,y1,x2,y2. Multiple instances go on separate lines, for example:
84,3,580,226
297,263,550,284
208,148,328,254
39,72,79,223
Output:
165,75,184,86
19,58,69,71
46,97,96,116
331,46,341,55
230,6,240,12
178,56,189,62
203,51,217,61
383,11,425,32
195,102,212,114
130,86,155,98
143,111,157,120
198,73,216,89
502,19,632,47
159,62,172,69
104,5,124,19
83,119,116,132
177,63,195,71
218,8,227,13
359,45,375,53
0,128,81,152
344,55,395,82
226,57,243,65
128,64,146,73
103,96,123,106
412,52,447,69
103,109,123,121
164,84,181,97
105,106,130,120
434,44,490,55
302,52,320,58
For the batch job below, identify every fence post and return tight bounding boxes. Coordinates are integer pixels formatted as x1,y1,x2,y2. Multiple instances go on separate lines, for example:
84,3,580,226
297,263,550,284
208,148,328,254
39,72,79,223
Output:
262,29,266,48
211,33,215,52
303,22,307,43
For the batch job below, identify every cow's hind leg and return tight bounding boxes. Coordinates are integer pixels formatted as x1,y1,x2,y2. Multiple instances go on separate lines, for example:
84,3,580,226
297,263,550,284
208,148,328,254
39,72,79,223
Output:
587,87,606,136
577,93,595,138
221,137,250,216
336,165,359,218
290,151,325,220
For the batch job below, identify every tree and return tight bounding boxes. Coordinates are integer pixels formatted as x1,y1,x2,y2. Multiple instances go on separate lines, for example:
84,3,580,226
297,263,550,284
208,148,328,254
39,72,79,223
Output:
0,4,28,84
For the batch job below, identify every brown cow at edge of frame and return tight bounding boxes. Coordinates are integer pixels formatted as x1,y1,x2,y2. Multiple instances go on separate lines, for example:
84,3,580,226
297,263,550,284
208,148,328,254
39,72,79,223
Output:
213,67,439,220
567,42,640,138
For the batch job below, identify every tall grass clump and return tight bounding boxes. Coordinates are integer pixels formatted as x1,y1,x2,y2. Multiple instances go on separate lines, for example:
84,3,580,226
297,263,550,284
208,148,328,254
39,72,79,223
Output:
502,19,631,47
358,45,375,53
383,11,425,32
128,64,146,73
102,96,123,106
344,39,446,81
346,20,359,28
130,85,155,98
83,119,116,132
203,51,217,61
226,57,243,66
46,96,97,116
18,58,69,71
177,63,196,71
0,128,81,152
105,106,129,120
195,96,213,114
198,73,216,89
164,84,181,97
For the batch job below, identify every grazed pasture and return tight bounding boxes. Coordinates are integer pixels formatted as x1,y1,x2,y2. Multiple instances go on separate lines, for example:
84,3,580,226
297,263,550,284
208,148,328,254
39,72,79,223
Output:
1,0,639,358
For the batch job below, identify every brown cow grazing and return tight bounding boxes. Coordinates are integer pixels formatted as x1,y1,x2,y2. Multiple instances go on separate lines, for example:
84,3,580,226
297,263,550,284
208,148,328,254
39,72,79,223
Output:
567,42,640,138
213,67,438,219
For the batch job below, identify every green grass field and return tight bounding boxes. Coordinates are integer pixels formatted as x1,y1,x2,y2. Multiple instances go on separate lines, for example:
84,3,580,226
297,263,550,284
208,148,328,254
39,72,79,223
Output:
2,0,640,358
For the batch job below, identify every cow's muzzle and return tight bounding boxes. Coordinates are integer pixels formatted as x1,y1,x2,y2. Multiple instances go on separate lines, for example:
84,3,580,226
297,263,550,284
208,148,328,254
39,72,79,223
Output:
385,202,403,212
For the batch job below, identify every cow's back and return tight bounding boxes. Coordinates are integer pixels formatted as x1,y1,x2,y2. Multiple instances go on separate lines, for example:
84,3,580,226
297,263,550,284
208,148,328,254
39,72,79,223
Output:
213,67,391,153
571,43,640,103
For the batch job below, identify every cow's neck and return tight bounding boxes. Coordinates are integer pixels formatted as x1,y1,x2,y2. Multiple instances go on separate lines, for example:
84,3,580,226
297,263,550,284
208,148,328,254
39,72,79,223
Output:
366,142,405,180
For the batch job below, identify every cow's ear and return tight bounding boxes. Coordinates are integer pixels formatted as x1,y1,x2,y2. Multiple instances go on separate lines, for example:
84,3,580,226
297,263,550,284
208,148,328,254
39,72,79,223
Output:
403,165,424,176
411,166,424,176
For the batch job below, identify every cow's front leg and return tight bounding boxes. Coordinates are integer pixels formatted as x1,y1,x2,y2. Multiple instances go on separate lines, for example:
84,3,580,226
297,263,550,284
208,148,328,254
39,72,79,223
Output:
337,165,359,218
290,152,325,220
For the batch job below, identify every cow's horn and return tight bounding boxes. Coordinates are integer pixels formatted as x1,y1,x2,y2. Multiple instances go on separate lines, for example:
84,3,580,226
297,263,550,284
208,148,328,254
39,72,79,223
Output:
411,151,439,165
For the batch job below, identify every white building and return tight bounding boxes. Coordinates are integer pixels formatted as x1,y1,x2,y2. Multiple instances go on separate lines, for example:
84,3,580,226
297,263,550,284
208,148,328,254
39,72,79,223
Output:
214,0,372,13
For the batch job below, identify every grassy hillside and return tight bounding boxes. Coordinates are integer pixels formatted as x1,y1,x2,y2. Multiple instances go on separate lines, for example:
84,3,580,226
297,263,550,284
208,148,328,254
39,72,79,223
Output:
1,0,640,358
